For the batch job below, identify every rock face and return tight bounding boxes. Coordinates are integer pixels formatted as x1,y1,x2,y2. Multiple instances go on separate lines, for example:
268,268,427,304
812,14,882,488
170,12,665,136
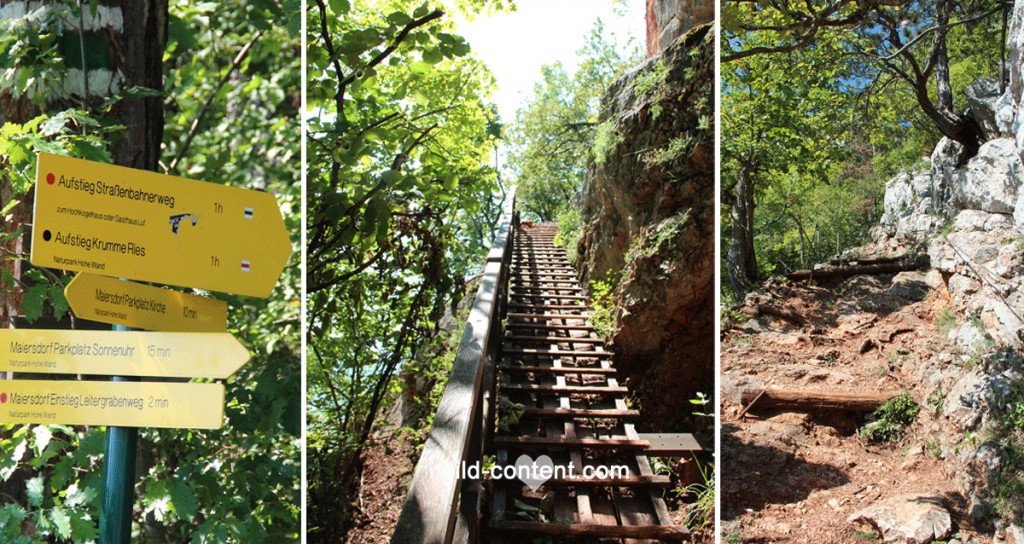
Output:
645,0,714,57
871,135,1024,349
576,24,713,429
847,494,952,544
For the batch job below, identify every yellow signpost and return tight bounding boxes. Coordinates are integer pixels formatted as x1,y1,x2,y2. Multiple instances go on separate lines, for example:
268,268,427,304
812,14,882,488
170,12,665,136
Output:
65,273,228,333
0,329,250,379
0,380,224,429
31,152,292,298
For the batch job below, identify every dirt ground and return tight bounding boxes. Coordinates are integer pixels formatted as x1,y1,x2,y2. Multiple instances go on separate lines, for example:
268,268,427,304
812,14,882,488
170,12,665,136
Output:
341,430,416,544
721,271,992,543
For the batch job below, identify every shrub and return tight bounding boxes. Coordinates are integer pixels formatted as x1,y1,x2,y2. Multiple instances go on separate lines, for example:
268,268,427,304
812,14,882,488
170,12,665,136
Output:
861,390,919,443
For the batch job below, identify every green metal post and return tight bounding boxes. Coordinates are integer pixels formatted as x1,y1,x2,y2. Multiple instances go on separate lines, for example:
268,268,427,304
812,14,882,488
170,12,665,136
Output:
100,323,137,544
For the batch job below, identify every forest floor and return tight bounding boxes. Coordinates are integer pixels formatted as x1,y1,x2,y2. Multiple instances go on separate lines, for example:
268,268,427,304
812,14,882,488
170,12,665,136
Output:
720,271,994,544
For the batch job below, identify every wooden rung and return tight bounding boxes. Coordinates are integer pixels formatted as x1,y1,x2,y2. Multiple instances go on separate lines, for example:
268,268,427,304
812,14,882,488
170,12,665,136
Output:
502,384,625,394
511,286,583,293
493,437,649,449
636,433,704,456
504,335,602,343
508,303,585,310
504,349,609,357
498,365,616,374
520,408,640,418
492,474,671,489
510,294,586,301
506,323,594,331
489,521,688,539
507,313,591,321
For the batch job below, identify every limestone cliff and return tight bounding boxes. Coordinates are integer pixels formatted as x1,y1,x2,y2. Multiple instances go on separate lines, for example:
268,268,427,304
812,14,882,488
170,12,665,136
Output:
575,23,714,430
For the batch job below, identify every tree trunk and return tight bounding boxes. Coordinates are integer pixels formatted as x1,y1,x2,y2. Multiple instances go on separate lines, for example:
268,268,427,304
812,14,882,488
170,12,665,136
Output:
727,164,758,297
741,388,902,412
935,0,953,113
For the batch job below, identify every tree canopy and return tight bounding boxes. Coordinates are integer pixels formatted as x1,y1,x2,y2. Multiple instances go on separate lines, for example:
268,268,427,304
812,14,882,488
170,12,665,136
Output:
304,0,512,539
505,19,642,221
0,1,301,542
720,0,1010,298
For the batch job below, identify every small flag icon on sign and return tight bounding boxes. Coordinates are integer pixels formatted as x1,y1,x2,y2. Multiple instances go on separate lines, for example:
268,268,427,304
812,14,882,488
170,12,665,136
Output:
244,207,253,219
241,260,250,272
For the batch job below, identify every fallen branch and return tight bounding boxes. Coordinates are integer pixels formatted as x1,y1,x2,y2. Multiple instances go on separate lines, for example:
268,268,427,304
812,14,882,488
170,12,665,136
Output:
740,388,901,412
787,262,920,282
756,304,806,326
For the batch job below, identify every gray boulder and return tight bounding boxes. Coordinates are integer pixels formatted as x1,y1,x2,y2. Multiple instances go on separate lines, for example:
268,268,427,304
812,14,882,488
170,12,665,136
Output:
954,138,1023,213
847,493,952,544
965,78,1003,141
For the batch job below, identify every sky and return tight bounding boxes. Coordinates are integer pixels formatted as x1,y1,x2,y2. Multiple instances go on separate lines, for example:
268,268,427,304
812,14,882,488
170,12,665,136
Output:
451,0,645,124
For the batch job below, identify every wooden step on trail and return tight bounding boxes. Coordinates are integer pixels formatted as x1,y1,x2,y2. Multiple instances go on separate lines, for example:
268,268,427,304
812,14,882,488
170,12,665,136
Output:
488,221,688,542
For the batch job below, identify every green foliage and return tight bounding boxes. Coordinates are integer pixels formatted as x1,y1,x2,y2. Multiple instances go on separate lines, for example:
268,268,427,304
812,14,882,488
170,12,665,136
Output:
553,206,584,265
982,367,1024,524
305,1,513,539
936,306,958,336
682,456,714,532
861,391,920,443
589,279,616,340
591,119,623,165
0,2,302,542
506,20,641,221
720,306,748,330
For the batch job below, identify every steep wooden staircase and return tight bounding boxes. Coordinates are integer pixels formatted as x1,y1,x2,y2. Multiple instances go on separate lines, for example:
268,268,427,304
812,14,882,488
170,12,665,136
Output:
487,221,695,543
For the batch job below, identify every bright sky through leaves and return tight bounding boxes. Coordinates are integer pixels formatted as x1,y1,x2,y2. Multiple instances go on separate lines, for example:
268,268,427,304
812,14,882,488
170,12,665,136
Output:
452,0,643,123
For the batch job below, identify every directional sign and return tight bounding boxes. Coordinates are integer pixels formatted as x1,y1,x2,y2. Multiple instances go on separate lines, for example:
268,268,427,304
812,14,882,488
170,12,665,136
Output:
31,152,292,298
0,380,224,429
64,273,228,333
0,329,250,379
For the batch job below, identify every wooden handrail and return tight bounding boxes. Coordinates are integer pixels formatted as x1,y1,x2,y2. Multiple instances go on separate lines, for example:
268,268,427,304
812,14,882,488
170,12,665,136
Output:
391,189,516,544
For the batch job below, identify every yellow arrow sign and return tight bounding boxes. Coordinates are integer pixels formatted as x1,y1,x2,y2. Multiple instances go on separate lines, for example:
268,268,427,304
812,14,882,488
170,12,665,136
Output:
65,273,228,333
0,329,250,379
31,153,293,298
0,380,224,429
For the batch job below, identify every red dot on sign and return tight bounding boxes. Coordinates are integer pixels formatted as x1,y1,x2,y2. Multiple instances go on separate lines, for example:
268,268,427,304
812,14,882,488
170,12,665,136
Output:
0,392,6,404
46,173,55,185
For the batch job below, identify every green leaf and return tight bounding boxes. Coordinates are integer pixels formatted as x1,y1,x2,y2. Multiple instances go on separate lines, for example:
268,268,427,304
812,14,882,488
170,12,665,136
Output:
381,169,402,185
168,478,198,519
328,0,351,14
386,12,412,26
409,61,432,74
26,476,44,507
422,48,443,65
50,506,72,540
69,513,99,541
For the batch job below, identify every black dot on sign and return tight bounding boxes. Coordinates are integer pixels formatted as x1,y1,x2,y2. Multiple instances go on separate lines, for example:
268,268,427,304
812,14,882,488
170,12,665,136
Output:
43,230,51,242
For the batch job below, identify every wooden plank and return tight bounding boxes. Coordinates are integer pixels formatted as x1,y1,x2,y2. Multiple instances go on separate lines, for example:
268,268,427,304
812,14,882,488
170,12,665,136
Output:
509,294,586,301
489,520,690,539
508,303,585,310
511,286,583,293
636,433,704,457
521,407,641,418
506,323,595,331
498,365,617,375
505,335,602,343
507,313,592,321
503,384,626,394
539,475,672,488
505,349,609,357
740,388,901,412
494,437,650,449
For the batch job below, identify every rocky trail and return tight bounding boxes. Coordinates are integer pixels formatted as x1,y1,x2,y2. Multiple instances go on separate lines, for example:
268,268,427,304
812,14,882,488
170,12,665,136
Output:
721,269,1018,544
